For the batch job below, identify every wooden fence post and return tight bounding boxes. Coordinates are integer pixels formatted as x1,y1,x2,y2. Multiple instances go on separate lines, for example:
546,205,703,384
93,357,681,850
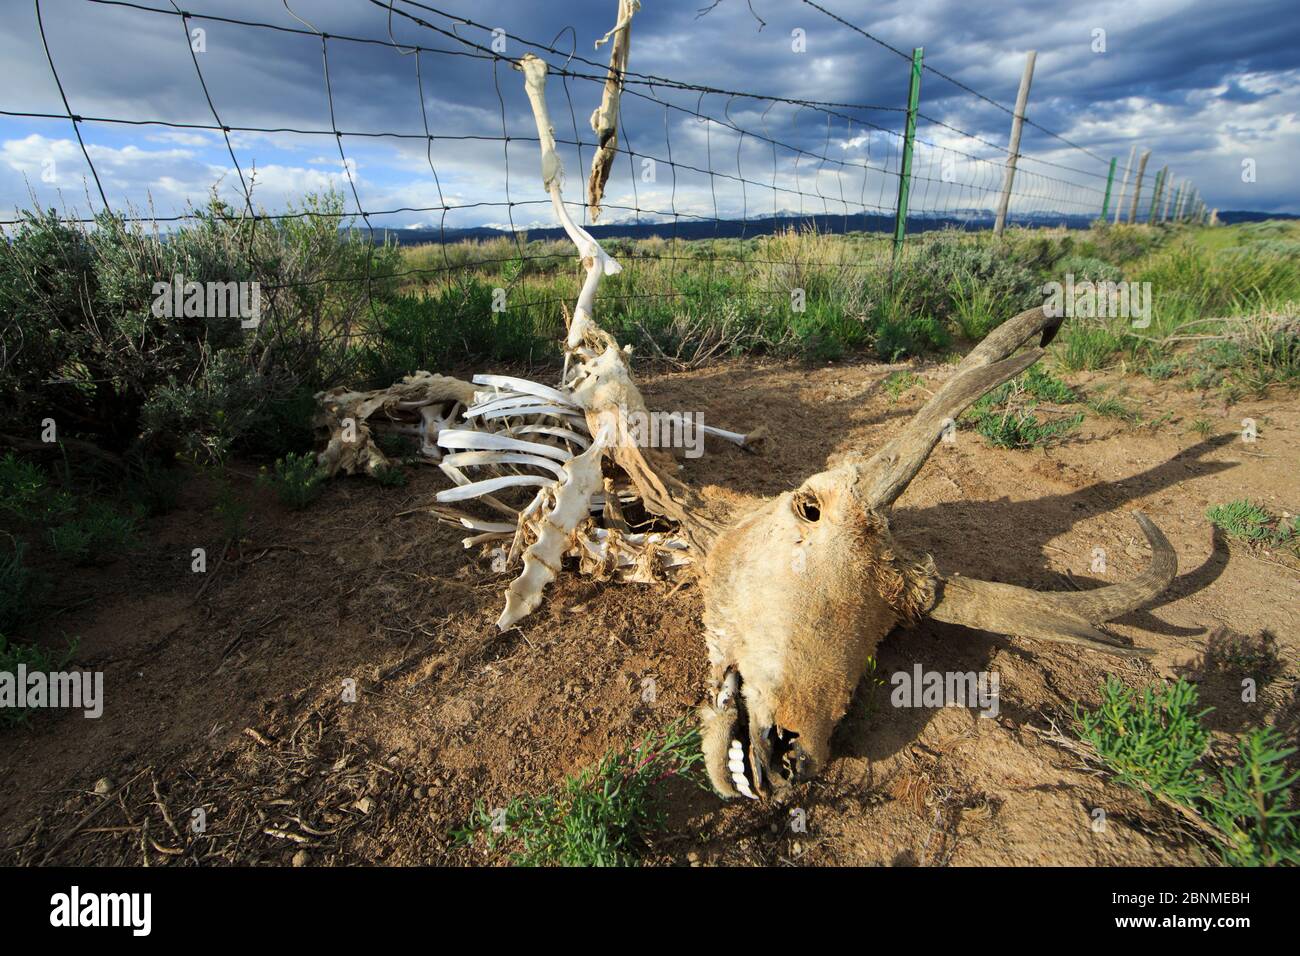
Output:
1126,149,1150,223
1147,166,1167,223
993,50,1036,236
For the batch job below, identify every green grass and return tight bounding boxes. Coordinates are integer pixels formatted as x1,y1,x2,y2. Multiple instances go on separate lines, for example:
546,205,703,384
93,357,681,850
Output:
454,718,704,866
0,453,51,521
1076,677,1299,866
961,366,1083,449
0,633,78,728
1206,500,1299,551
1086,394,1138,422
1056,323,1124,371
883,370,921,402
48,501,139,564
0,537,37,635
258,452,327,510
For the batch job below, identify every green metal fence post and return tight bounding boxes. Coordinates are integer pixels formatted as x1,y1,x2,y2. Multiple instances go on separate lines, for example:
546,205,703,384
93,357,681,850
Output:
1100,157,1117,222
892,46,923,263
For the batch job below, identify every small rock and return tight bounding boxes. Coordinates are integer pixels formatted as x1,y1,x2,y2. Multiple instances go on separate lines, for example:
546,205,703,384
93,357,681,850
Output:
291,850,310,867
686,850,700,863
93,777,114,795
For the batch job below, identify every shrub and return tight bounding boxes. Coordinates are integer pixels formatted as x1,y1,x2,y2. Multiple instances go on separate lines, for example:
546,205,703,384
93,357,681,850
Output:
0,191,399,465
1056,323,1123,371
894,232,1040,331
49,501,139,564
259,452,327,510
454,719,703,866
1076,678,1299,866
1054,254,1123,285
0,537,36,635
358,280,546,385
0,633,77,728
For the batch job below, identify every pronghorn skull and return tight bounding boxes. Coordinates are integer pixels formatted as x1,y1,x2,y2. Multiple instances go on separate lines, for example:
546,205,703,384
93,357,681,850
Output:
318,19,1178,804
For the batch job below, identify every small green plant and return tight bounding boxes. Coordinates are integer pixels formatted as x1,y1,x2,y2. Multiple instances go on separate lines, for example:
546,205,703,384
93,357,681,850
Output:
1189,417,1214,438
975,409,1084,449
1075,677,1299,866
124,452,185,516
1076,677,1211,806
49,501,139,564
454,718,704,866
0,537,36,635
883,370,920,402
1206,729,1300,866
1206,500,1298,550
373,463,408,487
1086,396,1136,421
1056,323,1122,371
1018,365,1078,403
0,453,49,521
213,472,250,543
0,633,78,727
259,452,327,510
1142,357,1180,381
962,368,1082,449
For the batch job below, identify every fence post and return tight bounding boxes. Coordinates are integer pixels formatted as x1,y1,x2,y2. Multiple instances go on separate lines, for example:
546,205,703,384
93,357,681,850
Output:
1170,182,1184,222
1100,157,1117,221
1147,166,1166,223
892,46,923,263
1126,149,1150,223
1112,145,1135,225
1161,176,1176,222
993,50,1036,237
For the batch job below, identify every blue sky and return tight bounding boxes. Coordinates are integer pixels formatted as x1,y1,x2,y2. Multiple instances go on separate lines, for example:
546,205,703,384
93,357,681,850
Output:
1,0,1297,233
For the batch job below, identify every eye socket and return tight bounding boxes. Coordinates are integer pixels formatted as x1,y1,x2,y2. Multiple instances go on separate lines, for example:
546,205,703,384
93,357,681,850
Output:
792,490,821,523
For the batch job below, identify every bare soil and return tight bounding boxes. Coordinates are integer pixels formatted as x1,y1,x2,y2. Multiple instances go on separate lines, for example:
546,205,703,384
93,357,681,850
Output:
2,355,1296,866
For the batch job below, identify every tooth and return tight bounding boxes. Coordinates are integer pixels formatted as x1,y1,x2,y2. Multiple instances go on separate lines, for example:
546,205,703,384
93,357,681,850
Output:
728,759,745,773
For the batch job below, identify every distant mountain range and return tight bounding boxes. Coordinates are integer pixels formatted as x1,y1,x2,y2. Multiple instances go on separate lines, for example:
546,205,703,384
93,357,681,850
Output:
360,208,1296,246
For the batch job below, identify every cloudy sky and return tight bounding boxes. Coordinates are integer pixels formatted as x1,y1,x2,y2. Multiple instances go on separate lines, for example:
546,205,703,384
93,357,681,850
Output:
1,0,1296,234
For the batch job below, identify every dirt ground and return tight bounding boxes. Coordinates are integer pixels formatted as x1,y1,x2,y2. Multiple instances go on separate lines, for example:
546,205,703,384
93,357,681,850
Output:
2,353,1296,866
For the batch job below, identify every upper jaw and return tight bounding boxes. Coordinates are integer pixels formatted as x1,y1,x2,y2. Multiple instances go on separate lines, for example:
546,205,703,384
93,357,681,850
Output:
712,668,807,802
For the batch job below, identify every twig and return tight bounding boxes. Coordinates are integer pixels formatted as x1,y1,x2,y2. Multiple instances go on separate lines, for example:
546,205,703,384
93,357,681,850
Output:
38,768,149,864
194,537,232,602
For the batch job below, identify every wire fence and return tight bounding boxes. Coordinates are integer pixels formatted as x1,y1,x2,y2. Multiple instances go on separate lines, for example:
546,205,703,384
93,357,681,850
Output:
6,0,1208,322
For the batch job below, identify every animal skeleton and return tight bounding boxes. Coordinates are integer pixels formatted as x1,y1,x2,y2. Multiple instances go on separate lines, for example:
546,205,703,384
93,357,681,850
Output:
315,11,1177,802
